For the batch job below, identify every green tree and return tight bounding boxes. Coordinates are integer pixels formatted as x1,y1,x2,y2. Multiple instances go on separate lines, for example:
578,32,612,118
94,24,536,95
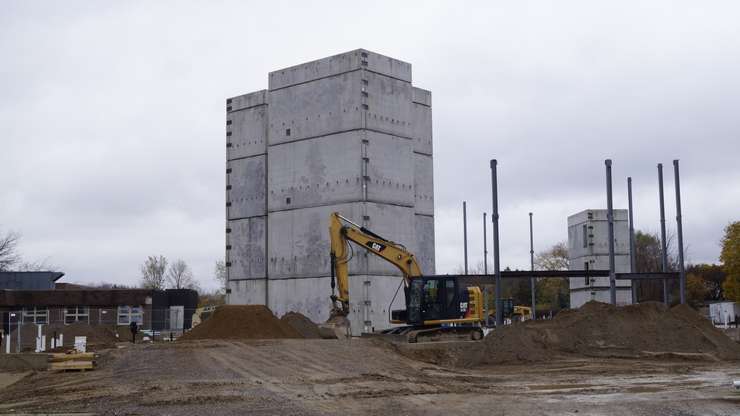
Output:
687,263,725,300
720,221,740,302
534,242,570,311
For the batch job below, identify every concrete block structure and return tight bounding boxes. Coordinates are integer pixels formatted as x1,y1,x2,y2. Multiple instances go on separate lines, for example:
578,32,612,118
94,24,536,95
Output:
225,49,434,334
567,209,632,307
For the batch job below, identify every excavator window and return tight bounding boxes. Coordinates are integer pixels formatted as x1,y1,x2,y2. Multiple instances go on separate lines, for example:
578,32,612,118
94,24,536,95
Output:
422,279,443,321
445,279,456,313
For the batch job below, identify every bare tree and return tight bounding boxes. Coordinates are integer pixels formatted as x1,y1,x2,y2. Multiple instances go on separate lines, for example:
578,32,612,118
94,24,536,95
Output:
166,259,197,290
535,241,569,271
214,259,227,293
140,255,168,290
0,230,21,271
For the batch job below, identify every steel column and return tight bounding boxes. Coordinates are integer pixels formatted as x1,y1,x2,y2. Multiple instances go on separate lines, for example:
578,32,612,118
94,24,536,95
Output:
605,159,617,305
483,212,488,275
529,212,536,319
658,163,669,304
627,177,637,304
463,201,468,275
490,160,503,327
673,160,686,304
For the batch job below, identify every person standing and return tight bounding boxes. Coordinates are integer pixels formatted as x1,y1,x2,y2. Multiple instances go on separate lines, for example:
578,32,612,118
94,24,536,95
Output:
129,321,138,344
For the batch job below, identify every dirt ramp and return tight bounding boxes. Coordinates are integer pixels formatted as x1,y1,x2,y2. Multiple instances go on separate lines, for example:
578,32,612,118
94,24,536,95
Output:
179,305,302,341
280,312,321,339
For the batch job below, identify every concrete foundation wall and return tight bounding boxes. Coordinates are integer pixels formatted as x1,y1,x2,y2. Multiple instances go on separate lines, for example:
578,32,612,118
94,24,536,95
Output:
570,288,633,307
227,279,266,305
267,276,333,324
348,274,406,335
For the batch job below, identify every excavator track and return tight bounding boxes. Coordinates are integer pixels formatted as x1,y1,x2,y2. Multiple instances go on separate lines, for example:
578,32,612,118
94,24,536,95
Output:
363,325,483,343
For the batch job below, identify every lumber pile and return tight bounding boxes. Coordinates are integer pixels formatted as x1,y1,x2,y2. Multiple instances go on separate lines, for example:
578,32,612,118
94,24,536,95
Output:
48,352,96,371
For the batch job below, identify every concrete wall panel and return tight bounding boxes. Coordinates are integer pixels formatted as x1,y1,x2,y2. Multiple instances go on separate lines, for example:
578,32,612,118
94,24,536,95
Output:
227,90,266,112
267,132,363,212
570,288,633,308
227,279,266,305
364,71,413,138
348,274,406,335
268,49,411,90
227,155,266,219
413,153,434,215
227,105,267,160
227,216,266,280
267,71,363,144
568,209,630,258
414,214,436,275
366,131,414,207
268,202,416,279
267,276,333,324
412,87,431,106
411,102,433,155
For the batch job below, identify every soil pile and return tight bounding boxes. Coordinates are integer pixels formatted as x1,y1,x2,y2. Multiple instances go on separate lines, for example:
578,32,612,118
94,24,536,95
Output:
396,301,740,367
480,301,740,364
280,312,321,339
179,305,302,341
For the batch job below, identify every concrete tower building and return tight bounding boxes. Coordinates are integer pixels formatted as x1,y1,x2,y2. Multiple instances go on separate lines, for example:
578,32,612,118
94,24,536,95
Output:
567,209,632,307
225,49,434,334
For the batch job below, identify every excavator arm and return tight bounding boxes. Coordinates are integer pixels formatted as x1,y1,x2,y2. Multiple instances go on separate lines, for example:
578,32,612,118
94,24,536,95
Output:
329,212,422,316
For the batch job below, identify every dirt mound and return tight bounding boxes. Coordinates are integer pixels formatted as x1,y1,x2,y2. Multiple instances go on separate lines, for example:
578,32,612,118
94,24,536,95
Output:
398,301,740,367
179,305,302,341
479,301,740,364
280,312,321,339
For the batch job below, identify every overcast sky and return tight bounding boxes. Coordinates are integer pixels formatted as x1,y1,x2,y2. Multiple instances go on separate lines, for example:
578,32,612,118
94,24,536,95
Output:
2,1,738,290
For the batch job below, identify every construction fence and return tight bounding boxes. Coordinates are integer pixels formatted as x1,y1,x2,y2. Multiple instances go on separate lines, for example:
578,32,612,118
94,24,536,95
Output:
0,307,209,353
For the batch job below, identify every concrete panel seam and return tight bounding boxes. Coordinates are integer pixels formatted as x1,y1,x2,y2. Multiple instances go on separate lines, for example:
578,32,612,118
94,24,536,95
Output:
228,214,268,221
266,199,415,214
414,213,434,218
268,128,416,148
227,103,267,114
268,68,411,92
227,152,268,162
268,273,405,281
227,277,270,282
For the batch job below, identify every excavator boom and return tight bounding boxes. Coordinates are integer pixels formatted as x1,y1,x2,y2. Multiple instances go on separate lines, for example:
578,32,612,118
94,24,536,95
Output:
329,212,422,316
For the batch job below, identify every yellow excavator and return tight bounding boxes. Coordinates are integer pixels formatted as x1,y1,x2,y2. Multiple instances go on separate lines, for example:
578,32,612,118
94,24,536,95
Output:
328,212,484,342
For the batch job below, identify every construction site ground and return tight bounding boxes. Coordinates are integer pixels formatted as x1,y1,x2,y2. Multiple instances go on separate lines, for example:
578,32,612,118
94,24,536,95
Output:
1,338,739,415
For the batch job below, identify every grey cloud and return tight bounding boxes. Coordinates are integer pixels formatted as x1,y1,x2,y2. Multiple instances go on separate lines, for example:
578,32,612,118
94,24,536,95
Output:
1,1,738,287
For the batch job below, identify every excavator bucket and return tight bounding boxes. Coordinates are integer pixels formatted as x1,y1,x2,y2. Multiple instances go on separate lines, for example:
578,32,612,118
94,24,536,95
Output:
319,309,351,339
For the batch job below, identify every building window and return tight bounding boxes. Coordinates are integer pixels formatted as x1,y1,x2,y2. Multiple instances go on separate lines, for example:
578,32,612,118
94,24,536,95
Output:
117,306,144,325
582,224,588,248
65,306,90,324
22,307,48,324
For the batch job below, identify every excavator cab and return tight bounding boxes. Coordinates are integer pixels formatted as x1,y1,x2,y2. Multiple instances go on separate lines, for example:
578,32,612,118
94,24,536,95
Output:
393,276,476,325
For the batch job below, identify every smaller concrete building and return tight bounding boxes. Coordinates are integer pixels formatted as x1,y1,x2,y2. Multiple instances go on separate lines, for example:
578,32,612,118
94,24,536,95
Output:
709,301,739,327
568,209,632,307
